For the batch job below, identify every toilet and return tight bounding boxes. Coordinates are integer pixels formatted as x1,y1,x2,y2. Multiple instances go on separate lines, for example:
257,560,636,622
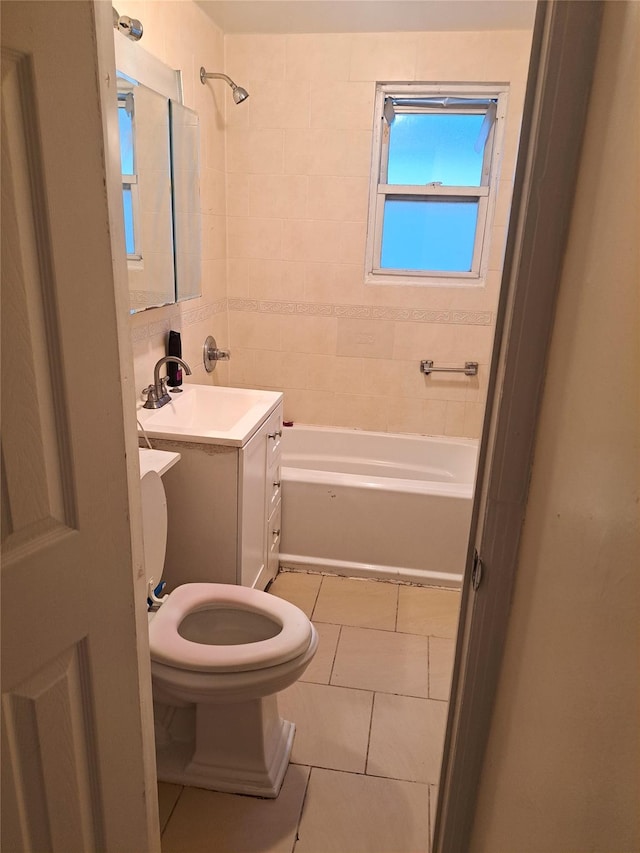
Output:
140,461,318,798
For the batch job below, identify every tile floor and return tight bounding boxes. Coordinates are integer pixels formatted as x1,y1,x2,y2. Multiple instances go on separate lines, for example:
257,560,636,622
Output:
158,572,460,853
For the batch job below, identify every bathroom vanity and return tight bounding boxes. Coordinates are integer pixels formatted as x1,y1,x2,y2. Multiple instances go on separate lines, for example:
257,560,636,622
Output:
137,385,283,591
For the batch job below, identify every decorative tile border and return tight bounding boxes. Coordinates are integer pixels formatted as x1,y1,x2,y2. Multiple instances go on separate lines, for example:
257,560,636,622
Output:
259,300,297,315
129,298,228,342
182,298,227,325
295,303,334,317
130,299,228,343
131,298,493,345
228,298,492,326
451,310,492,324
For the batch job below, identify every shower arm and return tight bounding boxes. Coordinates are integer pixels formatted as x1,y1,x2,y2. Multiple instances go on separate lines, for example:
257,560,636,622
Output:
199,68,249,104
200,69,235,87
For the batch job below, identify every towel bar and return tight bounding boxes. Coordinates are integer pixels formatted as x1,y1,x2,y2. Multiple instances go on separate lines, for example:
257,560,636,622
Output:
420,360,478,376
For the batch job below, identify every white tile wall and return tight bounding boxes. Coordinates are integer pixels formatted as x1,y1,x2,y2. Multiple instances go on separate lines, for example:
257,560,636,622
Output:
225,28,533,437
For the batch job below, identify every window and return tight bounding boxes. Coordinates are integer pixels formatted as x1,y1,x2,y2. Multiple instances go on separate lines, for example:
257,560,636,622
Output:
365,83,508,284
117,80,142,261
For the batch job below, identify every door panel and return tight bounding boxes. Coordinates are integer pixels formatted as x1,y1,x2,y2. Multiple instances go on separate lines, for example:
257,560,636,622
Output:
1,3,158,850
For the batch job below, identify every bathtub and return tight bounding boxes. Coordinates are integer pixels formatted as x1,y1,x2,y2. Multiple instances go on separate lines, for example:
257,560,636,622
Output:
279,425,478,588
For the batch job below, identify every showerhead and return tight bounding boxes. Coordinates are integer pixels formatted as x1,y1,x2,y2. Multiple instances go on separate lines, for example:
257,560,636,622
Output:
200,68,249,105
232,86,249,105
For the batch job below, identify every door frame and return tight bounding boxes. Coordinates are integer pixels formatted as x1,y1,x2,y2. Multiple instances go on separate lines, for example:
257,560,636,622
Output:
93,0,162,843
434,2,604,849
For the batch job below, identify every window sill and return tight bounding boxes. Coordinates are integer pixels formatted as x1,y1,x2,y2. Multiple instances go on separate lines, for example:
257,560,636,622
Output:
365,271,486,288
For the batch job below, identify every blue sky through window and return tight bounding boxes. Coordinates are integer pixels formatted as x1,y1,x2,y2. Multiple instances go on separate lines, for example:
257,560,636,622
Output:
387,113,485,186
381,199,478,272
118,106,134,175
122,187,135,255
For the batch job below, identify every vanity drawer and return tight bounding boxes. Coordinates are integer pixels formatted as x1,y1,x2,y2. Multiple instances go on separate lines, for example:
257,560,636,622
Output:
267,501,282,583
266,463,281,519
264,408,283,467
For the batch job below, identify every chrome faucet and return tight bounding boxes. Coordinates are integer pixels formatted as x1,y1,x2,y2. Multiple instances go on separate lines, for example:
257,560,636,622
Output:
143,356,192,409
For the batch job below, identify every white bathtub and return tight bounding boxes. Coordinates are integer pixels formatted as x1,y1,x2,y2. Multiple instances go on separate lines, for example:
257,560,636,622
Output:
279,425,478,588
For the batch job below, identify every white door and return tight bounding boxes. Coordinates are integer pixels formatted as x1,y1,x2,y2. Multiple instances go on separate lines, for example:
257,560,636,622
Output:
1,2,158,850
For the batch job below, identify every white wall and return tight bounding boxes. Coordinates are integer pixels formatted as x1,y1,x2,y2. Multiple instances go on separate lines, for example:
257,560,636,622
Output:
469,2,640,849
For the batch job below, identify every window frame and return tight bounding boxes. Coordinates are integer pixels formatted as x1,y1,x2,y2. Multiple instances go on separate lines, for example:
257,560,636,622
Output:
365,82,509,286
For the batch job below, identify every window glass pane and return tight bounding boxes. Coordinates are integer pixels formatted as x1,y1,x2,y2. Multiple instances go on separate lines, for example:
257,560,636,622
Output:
381,198,478,272
118,105,134,175
388,113,484,186
122,186,136,255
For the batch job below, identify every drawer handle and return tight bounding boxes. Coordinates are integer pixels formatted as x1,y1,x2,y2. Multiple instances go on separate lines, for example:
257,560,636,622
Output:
268,429,283,440
273,480,281,488
272,528,281,538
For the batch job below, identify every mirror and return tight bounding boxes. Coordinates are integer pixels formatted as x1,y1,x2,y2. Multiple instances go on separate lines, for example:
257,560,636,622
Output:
117,76,175,310
114,35,201,313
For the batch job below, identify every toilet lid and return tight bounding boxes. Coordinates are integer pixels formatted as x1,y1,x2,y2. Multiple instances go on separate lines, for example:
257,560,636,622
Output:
148,583,313,673
140,470,167,587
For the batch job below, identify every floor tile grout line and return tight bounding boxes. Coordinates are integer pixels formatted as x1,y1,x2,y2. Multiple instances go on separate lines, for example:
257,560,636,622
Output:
298,677,446,702
320,621,449,638
365,768,439,786
161,785,184,839
314,620,401,632
308,575,323,621
364,690,376,775
290,761,435,788
291,766,313,853
327,624,342,684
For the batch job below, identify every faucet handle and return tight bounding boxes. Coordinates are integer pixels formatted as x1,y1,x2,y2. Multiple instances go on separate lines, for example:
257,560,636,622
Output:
142,385,158,409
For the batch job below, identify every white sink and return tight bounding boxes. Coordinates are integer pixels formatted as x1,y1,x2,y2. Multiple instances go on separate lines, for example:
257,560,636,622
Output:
137,384,283,446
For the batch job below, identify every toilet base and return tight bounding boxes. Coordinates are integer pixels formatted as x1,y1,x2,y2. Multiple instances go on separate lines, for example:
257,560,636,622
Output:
154,695,295,798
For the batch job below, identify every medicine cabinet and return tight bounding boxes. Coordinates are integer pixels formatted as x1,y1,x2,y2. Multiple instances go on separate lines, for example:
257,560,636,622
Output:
115,32,201,313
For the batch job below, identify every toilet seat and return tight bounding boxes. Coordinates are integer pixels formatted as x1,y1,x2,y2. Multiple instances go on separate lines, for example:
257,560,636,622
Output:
140,469,168,588
149,583,314,673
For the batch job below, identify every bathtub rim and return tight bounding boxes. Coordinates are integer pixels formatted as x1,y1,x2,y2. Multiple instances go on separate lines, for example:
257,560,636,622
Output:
281,466,473,499
281,422,479,452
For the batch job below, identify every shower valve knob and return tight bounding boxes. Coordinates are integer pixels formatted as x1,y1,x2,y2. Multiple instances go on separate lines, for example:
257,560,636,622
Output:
203,335,230,372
